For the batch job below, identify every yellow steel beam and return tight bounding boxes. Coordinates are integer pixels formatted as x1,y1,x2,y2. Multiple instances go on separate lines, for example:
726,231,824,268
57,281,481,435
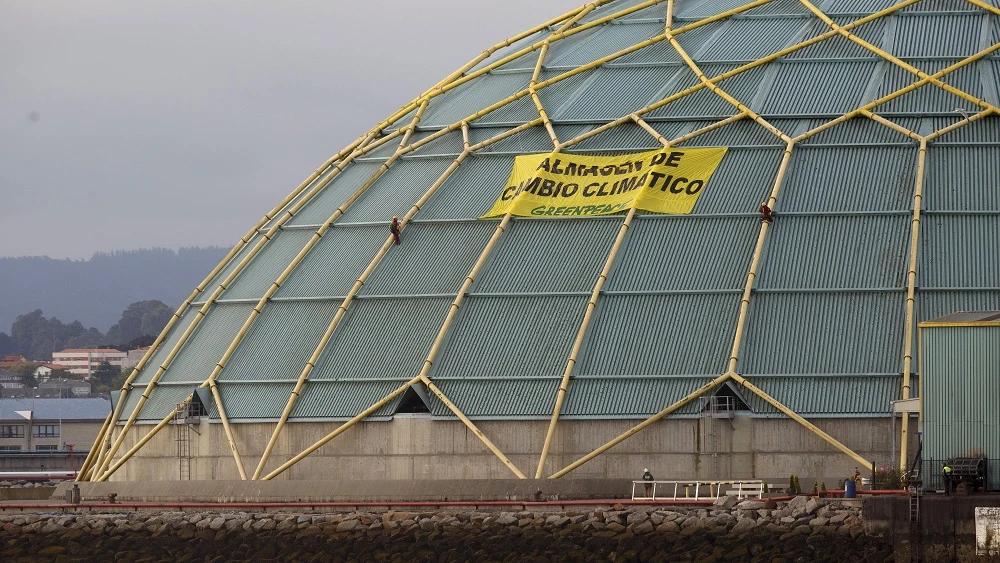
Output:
421,376,526,478
797,0,1000,115
729,373,873,468
210,381,247,480
534,112,748,478
261,377,422,481
77,411,112,481
93,133,384,481
550,374,732,478
254,120,543,480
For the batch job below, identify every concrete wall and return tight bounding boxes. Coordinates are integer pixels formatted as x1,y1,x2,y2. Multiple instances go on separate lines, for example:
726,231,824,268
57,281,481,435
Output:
103,414,917,484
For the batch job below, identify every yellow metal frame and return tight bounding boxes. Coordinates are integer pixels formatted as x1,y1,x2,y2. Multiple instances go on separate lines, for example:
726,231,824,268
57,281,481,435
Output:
93,0,1000,481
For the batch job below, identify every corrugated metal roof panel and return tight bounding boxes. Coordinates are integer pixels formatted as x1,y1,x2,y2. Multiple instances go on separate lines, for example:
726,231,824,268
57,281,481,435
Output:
400,129,466,158
675,0,758,18
919,215,1000,287
757,216,909,289
430,296,587,379
699,19,807,62
472,124,594,153
421,73,531,128
578,0,663,24
473,71,583,126
200,234,264,297
785,17,887,59
741,0,812,15
273,225,386,298
916,291,1000,324
606,216,759,291
428,379,558,418
567,121,685,151
339,157,455,223
762,62,880,115
308,297,452,381
921,326,1000,473
676,119,788,146
878,60,985,114
289,380,404,419
416,154,517,221
799,116,921,144
285,160,386,226
223,230,315,300
612,25,718,65
739,375,900,414
575,293,740,376
472,219,620,293
117,384,192,423
648,63,770,118
928,114,1000,143
822,0,897,13
133,308,197,386
0,398,110,422
561,377,710,417
217,382,294,419
902,0,982,10
470,29,547,73
360,222,497,296
217,300,339,383
892,15,983,58
157,303,256,384
923,310,1000,324
740,292,905,374
552,66,689,122
779,146,917,212
924,146,1000,211
547,22,664,68
689,147,785,214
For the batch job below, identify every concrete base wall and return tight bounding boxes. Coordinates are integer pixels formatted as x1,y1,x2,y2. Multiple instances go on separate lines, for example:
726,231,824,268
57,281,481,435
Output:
101,414,917,484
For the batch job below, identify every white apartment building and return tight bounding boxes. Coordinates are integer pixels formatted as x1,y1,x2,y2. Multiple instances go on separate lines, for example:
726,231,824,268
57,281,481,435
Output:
51,349,126,379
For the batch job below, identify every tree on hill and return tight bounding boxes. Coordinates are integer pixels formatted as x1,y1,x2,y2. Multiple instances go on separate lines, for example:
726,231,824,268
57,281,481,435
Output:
105,300,172,346
10,311,104,360
90,360,121,395
0,332,12,355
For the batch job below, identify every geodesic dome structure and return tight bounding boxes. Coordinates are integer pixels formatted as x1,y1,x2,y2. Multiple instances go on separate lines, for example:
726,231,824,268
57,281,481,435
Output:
83,0,1000,483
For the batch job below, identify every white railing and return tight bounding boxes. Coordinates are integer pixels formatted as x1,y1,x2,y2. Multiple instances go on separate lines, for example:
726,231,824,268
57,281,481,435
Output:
631,480,766,501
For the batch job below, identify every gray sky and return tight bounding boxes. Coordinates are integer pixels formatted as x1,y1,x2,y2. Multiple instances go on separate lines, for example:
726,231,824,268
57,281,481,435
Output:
1,0,583,259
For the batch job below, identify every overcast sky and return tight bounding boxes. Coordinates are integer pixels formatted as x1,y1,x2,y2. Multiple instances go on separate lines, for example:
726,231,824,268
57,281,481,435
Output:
1,0,584,259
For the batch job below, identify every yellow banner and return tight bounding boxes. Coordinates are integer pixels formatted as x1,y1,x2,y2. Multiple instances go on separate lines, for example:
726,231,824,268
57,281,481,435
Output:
481,147,728,218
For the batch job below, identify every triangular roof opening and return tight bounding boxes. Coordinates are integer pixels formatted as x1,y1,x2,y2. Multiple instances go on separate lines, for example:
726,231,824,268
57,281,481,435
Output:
703,382,751,415
395,384,432,415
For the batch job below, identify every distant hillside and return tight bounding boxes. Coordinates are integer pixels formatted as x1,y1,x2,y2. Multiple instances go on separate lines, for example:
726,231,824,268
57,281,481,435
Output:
0,247,228,333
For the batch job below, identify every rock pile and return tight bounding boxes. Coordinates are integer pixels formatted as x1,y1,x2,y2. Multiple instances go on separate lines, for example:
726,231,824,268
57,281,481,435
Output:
0,496,891,563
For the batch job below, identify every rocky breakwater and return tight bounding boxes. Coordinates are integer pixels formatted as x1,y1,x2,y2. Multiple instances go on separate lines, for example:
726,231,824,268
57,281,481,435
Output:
0,495,891,563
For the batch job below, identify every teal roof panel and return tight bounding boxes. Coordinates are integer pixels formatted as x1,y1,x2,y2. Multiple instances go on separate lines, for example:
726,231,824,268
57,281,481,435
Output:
924,146,1000,211
471,218,620,293
157,303,256,384
779,146,917,212
284,160,386,226
273,225,386,299
561,377,710,417
575,293,740,376
430,296,587,379
739,374,901,414
757,216,909,289
339,156,456,223
289,380,403,420
606,216,759,291
308,297,451,381
740,292,905,374
116,384,193,423
360,222,497,296
223,230,316,300
218,300,339,383
429,379,558,418
919,215,1000,287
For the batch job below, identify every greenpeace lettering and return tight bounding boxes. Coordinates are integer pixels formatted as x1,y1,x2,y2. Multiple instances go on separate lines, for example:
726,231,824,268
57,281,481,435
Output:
481,148,728,218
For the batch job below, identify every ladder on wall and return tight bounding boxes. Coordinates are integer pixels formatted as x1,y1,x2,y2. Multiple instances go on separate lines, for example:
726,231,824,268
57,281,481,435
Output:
174,403,191,480
702,395,734,479
908,486,922,562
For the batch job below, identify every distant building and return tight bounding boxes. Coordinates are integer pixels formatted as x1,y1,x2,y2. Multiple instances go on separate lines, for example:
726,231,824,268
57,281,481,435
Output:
0,369,24,396
38,379,91,398
34,363,74,382
0,356,28,370
0,398,109,464
122,347,151,371
52,349,126,379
